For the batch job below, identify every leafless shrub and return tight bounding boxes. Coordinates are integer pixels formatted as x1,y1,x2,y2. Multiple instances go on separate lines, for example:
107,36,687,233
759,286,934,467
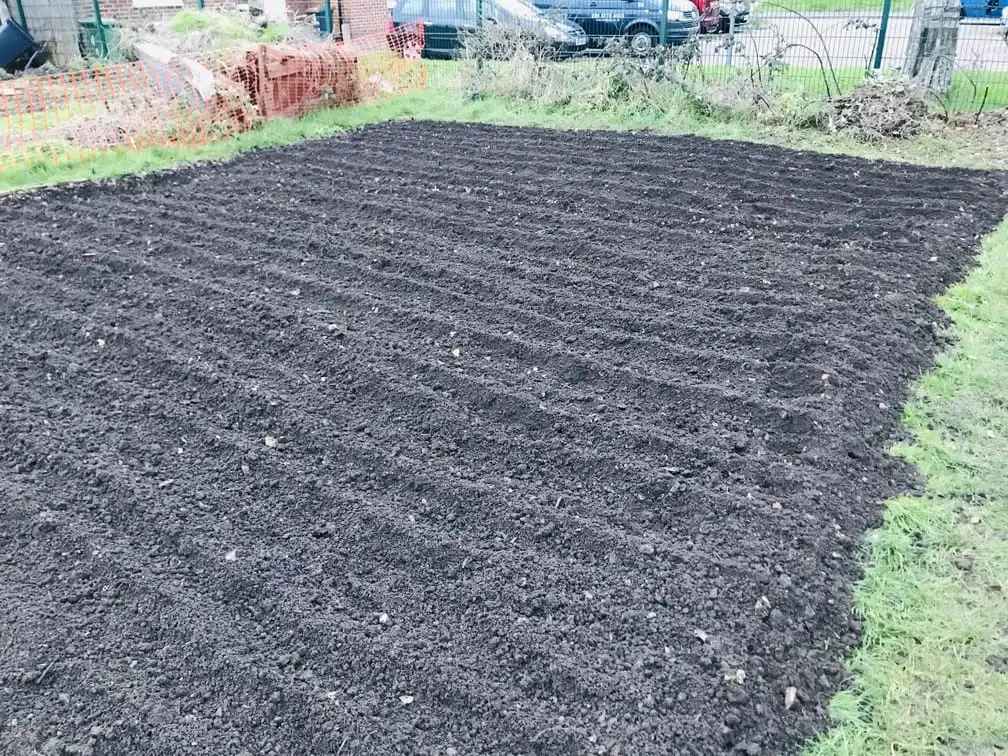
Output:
459,31,708,114
458,25,561,100
457,10,998,141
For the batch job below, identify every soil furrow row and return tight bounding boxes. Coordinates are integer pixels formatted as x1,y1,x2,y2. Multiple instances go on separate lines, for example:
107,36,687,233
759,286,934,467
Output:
3,121,1006,756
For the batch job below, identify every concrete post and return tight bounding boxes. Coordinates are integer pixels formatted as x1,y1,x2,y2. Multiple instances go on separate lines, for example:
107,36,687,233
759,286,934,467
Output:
904,0,960,93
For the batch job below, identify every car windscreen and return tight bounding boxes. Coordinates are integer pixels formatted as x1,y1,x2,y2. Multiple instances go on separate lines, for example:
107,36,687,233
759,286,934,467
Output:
492,0,542,21
411,0,543,24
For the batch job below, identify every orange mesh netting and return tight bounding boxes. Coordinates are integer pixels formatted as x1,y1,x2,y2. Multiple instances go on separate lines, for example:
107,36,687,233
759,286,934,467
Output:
0,21,424,169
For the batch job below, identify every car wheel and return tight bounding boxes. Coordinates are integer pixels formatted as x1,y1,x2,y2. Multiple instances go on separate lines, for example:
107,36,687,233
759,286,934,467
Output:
718,13,731,32
628,28,657,54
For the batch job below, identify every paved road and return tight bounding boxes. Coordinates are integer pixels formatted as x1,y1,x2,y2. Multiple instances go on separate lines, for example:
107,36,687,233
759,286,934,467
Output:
699,10,1008,74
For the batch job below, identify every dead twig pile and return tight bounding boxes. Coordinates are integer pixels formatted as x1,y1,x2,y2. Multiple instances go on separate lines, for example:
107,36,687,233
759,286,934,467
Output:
825,77,930,140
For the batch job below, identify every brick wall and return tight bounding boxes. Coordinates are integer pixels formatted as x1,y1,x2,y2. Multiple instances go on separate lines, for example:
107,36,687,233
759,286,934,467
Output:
286,0,389,37
77,0,238,23
341,0,387,38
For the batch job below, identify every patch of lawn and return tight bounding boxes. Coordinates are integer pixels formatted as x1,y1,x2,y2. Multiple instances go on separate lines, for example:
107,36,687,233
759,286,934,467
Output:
692,63,870,99
429,58,1008,111
0,95,435,194
166,9,293,47
795,65,1008,110
951,68,1008,112
780,0,913,12
1,87,1003,194
806,220,1008,754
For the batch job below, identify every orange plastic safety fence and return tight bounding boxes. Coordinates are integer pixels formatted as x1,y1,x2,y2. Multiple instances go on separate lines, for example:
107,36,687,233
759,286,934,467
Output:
0,22,425,171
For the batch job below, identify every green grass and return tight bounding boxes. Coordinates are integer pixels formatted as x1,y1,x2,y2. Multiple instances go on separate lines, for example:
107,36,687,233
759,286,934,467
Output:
703,65,1008,111
168,9,222,34
0,96,428,194
776,0,913,12
426,59,1008,112
806,221,1008,755
2,87,1004,194
165,9,294,47
695,62,870,94
0,84,1006,754
951,70,1008,113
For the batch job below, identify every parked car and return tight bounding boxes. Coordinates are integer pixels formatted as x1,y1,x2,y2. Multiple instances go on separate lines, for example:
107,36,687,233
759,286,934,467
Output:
532,0,700,51
717,0,749,31
392,0,588,57
691,0,721,33
960,0,1007,18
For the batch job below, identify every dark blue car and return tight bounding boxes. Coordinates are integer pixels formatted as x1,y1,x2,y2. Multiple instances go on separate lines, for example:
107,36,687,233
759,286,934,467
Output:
960,0,1007,18
393,0,589,57
531,0,700,52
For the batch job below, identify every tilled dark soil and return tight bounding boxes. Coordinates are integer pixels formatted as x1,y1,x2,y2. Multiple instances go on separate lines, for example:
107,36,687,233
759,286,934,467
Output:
1,122,1006,756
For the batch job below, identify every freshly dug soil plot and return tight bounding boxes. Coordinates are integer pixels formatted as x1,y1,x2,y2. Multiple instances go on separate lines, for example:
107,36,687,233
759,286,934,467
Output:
2,122,1006,756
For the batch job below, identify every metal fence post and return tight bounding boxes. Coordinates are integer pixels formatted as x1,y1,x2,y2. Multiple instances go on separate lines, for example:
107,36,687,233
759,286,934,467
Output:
323,0,334,38
197,0,205,9
873,0,893,69
14,0,28,29
659,0,669,46
726,8,735,65
91,0,108,58
476,0,484,72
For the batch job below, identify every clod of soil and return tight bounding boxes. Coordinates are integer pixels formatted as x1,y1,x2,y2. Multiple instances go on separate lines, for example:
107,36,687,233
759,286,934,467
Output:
1,121,1006,755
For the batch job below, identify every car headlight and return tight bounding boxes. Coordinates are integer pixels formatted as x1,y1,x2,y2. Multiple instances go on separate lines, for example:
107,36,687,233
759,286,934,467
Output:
544,26,567,40
667,8,684,20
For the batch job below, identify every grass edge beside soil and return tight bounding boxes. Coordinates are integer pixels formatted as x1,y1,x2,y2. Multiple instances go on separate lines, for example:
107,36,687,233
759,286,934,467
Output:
0,95,434,195
1,88,1002,195
806,220,1008,754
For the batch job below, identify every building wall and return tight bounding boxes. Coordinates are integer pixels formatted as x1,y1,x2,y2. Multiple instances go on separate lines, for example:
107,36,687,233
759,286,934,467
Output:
20,0,81,64
22,0,386,65
341,0,387,38
74,0,234,23
286,0,389,38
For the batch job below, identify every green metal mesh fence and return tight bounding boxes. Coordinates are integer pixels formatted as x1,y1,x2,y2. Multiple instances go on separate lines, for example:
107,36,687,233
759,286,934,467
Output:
2,0,1006,120
400,0,1008,110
